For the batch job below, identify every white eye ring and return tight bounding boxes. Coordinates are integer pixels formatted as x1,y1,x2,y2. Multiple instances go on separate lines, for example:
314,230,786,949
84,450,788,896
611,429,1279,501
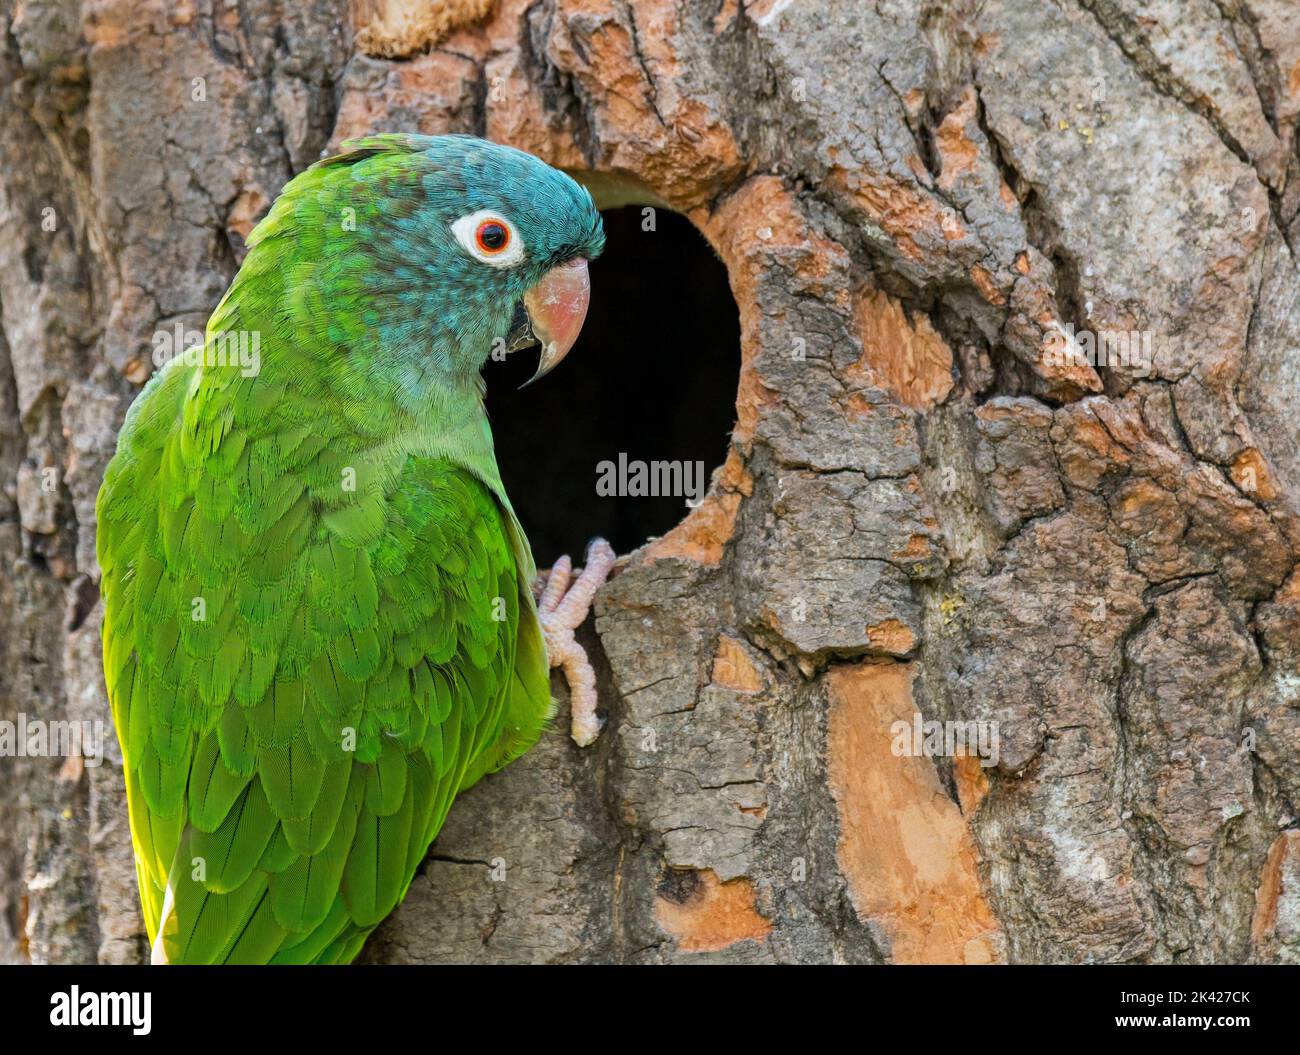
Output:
450,210,525,268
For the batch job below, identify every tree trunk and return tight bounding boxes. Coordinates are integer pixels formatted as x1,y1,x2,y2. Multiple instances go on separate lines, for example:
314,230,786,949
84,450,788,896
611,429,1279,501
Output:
3,0,1300,965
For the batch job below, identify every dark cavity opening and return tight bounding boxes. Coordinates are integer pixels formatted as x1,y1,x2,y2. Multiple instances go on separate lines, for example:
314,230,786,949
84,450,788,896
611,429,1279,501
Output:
484,205,741,566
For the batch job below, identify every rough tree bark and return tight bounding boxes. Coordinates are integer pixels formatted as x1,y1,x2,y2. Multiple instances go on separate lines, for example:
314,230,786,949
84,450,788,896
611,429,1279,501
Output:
2,0,1300,965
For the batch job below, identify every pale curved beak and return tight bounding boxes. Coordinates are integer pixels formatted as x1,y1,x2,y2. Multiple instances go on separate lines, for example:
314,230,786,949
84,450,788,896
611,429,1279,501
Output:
520,257,591,386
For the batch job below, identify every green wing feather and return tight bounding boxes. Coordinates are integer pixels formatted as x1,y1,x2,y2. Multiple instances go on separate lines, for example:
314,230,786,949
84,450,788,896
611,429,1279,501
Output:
100,380,548,961
97,148,554,964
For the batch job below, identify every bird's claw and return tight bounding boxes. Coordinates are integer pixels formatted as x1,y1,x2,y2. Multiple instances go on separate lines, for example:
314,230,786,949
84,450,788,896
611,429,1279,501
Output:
536,538,616,747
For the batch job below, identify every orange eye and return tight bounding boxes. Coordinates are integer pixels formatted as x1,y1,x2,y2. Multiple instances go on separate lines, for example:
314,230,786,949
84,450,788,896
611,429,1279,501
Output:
475,219,510,254
452,211,522,266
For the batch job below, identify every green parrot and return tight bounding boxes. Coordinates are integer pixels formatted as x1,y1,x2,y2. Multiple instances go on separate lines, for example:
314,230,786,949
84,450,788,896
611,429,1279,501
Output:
96,133,615,964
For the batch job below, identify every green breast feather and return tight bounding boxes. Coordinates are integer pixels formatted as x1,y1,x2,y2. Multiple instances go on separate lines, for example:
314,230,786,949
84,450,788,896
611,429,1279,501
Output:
97,356,550,963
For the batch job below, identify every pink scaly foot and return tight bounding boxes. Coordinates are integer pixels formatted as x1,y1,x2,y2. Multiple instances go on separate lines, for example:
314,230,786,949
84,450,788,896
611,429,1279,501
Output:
535,538,616,747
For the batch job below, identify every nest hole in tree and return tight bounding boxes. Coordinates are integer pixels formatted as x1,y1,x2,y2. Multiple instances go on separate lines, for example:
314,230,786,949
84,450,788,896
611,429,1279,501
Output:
484,204,741,565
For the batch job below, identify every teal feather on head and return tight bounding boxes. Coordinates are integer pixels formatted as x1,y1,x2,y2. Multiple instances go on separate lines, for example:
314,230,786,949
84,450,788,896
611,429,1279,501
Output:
244,132,604,413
